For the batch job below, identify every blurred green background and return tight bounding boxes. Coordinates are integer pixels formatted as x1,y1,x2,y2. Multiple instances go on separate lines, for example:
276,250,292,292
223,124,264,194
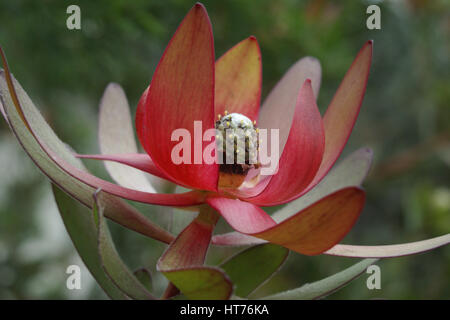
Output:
0,0,449,299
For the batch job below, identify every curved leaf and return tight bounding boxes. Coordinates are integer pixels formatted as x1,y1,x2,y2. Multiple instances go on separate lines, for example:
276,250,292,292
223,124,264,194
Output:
262,258,378,300
52,185,128,300
325,234,450,258
94,194,154,300
208,187,365,255
98,83,156,193
0,69,175,243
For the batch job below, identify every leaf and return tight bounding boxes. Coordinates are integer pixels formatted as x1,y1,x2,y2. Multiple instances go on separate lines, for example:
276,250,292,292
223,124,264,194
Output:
98,83,156,193
215,36,262,121
94,194,154,300
0,68,178,243
220,244,289,297
52,184,128,300
258,56,321,154
262,258,378,300
207,187,365,255
247,79,325,206
304,41,373,193
325,234,450,258
163,267,232,300
135,3,218,192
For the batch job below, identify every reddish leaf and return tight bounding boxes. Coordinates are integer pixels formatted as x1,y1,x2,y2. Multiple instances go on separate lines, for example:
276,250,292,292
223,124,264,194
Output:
247,80,325,206
208,187,365,255
98,83,156,193
215,36,262,121
76,153,173,182
303,41,373,196
136,3,218,192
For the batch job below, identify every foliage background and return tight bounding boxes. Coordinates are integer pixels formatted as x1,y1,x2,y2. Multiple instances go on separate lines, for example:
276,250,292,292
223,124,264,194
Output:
0,0,448,299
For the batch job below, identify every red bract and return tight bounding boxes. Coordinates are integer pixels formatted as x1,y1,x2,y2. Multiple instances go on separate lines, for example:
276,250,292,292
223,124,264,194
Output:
81,4,372,255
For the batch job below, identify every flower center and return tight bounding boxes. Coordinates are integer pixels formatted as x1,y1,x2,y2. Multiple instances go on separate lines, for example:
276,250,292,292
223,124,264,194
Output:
215,111,260,189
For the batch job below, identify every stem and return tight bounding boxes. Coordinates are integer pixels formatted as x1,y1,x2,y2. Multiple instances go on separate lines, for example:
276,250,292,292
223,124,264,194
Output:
158,205,220,298
161,282,179,300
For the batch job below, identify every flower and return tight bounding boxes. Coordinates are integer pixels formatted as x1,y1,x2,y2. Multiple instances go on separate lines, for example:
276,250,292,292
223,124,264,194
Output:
74,3,372,256
1,3,448,300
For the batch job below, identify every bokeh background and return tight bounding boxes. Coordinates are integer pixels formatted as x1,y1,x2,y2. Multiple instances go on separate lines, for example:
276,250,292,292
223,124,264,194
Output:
0,0,449,299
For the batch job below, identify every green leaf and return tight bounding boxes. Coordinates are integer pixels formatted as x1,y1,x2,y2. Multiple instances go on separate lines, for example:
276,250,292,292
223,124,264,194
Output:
94,195,154,300
220,244,289,297
164,267,232,300
133,268,153,292
52,184,128,300
0,69,173,244
262,258,378,300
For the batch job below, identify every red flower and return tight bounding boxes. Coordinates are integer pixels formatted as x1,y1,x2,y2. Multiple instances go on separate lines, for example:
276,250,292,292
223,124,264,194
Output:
0,4,373,256
77,4,372,255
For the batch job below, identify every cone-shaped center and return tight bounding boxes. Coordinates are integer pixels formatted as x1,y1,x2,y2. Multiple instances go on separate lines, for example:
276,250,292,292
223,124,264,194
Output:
215,112,259,189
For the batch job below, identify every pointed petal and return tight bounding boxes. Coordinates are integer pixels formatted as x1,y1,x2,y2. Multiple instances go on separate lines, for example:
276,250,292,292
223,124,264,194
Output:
258,56,321,153
325,234,450,258
208,187,365,256
305,41,373,192
98,83,156,193
247,80,325,206
0,67,205,207
77,153,173,182
136,3,218,191
272,147,372,222
215,36,262,121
